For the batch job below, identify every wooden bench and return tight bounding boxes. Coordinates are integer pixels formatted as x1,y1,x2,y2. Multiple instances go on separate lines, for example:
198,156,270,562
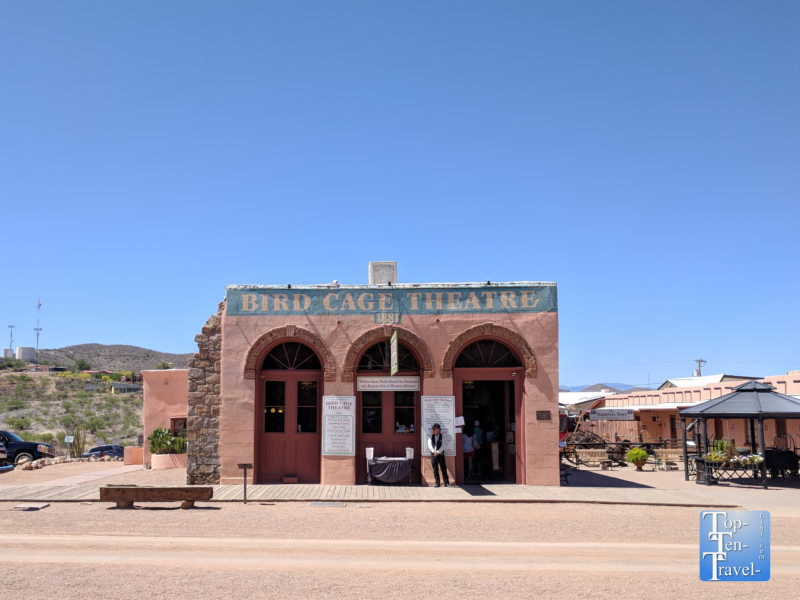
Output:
575,449,613,470
100,485,213,509
653,449,683,471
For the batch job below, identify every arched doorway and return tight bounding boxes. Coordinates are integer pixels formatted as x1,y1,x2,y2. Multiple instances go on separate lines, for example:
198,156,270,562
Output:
256,341,322,483
454,339,524,484
355,340,422,483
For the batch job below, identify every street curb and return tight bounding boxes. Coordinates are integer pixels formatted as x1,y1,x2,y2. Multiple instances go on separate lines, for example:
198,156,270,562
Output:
0,498,740,508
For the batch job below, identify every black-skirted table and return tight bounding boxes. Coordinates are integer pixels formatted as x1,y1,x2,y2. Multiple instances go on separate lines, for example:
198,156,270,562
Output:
367,457,414,485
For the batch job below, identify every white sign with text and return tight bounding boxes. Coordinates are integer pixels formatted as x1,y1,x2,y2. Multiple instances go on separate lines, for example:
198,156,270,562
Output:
421,396,456,456
322,396,356,456
357,376,420,391
589,408,635,421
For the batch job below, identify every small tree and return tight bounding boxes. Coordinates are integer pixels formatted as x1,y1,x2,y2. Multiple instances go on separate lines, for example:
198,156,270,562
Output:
73,359,92,372
156,362,171,370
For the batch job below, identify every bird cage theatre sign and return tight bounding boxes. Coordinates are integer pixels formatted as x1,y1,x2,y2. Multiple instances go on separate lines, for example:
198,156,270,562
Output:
186,280,559,488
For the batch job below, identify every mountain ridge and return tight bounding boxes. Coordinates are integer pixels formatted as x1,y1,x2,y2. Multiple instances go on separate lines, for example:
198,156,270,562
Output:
37,344,194,373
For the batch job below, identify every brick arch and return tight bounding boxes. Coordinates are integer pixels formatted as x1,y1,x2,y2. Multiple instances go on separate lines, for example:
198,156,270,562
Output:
441,323,537,379
341,326,435,382
243,325,336,382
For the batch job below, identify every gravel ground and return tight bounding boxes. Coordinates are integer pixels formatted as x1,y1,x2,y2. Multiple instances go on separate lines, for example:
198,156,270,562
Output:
81,465,186,487
4,562,797,600
0,500,798,546
0,502,797,599
0,460,125,484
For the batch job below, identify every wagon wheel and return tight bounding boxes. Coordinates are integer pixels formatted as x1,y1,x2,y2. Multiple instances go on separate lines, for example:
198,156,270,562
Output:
566,431,606,447
562,430,607,465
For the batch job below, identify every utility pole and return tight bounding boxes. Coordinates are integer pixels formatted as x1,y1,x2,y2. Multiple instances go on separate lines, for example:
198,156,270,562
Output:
694,358,706,377
7,325,14,350
34,299,42,359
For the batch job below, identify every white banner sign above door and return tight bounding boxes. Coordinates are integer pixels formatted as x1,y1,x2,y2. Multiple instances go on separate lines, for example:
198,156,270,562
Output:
356,376,420,392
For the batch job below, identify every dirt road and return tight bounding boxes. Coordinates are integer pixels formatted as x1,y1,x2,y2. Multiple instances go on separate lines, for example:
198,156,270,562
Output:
2,502,798,599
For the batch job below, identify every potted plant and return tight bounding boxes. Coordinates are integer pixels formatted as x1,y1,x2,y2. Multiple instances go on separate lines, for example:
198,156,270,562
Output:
147,427,187,470
626,448,649,471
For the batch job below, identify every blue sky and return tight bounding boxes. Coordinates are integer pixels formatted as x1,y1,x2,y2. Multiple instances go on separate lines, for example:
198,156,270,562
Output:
1,2,798,387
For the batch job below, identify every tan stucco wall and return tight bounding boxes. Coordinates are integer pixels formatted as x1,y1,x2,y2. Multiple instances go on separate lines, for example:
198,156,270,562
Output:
142,370,188,466
217,310,559,486
592,374,800,447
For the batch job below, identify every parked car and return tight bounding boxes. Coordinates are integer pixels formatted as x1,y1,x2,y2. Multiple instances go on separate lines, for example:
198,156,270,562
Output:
83,445,124,459
0,443,12,474
0,430,56,465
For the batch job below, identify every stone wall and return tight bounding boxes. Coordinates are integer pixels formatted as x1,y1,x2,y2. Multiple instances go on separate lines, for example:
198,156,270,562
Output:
186,301,224,484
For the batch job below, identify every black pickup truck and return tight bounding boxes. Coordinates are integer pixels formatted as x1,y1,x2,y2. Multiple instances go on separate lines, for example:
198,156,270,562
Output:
0,430,56,465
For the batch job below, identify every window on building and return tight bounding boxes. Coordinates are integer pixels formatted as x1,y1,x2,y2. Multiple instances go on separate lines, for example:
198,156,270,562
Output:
362,391,382,433
297,381,318,433
262,342,321,370
394,391,414,433
264,381,286,432
358,342,418,371
170,417,187,438
455,340,521,368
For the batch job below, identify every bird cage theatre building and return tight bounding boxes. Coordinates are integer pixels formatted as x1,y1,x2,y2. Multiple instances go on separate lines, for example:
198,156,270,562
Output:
186,264,559,487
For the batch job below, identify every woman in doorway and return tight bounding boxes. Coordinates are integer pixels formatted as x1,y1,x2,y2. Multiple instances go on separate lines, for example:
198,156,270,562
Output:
473,420,484,477
463,424,476,478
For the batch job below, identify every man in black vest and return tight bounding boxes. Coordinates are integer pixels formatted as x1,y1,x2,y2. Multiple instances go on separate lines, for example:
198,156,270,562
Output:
428,423,450,487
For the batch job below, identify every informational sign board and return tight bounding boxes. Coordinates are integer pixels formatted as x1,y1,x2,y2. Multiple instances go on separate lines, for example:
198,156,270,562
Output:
454,416,465,427
64,435,74,443
421,396,456,456
322,396,356,456
390,330,399,376
589,408,635,421
357,376,420,391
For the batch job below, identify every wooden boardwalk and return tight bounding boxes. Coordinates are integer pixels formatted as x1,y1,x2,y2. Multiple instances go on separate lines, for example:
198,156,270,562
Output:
0,483,735,507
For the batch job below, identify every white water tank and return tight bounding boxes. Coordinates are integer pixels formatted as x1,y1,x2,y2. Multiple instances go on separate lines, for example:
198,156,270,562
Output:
1,349,13,359
15,347,36,362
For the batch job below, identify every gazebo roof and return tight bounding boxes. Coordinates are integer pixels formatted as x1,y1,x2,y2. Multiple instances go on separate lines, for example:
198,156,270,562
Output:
679,381,800,420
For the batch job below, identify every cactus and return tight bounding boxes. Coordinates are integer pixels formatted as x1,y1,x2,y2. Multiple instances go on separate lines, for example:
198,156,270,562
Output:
148,427,187,455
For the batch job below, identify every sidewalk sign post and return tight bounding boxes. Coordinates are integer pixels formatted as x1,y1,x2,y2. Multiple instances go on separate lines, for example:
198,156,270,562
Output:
238,463,253,504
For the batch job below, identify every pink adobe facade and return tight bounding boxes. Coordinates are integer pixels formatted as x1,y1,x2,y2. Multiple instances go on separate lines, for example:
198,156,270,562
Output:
142,370,188,467
588,374,800,446
187,281,560,487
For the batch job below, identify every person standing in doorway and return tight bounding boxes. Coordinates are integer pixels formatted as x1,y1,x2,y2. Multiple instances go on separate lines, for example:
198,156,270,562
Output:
463,424,475,478
428,424,450,488
473,420,484,477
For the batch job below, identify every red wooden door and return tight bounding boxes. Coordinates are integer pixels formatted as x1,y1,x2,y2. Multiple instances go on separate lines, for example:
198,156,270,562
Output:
257,373,321,483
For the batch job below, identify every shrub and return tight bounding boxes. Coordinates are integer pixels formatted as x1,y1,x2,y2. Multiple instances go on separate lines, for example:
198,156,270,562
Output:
5,417,32,431
148,427,187,455
0,358,27,370
626,448,648,464
156,362,171,370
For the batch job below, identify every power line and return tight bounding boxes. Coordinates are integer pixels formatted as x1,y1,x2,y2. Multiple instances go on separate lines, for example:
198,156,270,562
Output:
707,360,798,365
561,359,798,370
561,360,693,370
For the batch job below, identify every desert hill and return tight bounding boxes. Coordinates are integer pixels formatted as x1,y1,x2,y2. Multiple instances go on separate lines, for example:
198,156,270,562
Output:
38,344,194,373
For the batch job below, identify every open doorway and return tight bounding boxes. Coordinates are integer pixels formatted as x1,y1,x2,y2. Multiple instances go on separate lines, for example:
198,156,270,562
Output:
461,380,516,483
